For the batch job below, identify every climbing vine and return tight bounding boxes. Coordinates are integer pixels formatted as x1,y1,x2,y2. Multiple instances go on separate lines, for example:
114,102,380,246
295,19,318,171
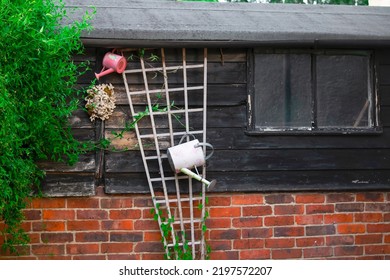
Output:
0,0,94,253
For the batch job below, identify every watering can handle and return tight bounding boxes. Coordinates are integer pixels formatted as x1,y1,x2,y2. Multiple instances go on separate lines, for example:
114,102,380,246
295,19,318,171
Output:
178,133,196,144
195,143,214,161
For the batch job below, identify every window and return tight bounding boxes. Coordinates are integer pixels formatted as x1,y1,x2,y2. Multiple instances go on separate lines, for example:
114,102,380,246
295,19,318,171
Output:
247,49,380,134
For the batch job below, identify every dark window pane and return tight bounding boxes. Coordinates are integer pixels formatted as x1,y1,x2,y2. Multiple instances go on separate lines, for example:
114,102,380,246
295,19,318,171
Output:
316,55,371,128
254,54,312,129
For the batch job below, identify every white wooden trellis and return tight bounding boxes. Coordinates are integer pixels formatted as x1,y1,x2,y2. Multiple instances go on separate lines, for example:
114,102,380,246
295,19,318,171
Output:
122,48,209,259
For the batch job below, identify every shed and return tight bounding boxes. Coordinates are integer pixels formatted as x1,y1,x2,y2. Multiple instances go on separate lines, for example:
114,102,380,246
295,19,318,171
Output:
47,0,390,196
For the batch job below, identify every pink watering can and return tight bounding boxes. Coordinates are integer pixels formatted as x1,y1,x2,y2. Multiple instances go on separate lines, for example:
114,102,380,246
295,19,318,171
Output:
95,51,127,80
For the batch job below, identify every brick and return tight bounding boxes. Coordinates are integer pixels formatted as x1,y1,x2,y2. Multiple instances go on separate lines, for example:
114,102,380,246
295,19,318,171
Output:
23,210,42,220
356,192,384,202
337,224,365,234
67,220,100,231
210,229,241,240
142,209,156,219
335,203,364,212
233,239,264,250
264,216,294,227
384,213,390,222
385,235,390,243
326,235,354,246
144,231,162,242
274,227,304,237
265,238,294,248
76,232,108,242
109,209,142,220
242,228,272,239
139,254,160,260
33,221,65,232
110,232,143,242
37,256,72,260
209,251,239,260
74,255,106,260
367,223,390,233
181,207,202,218
66,244,99,255
77,210,108,220
303,247,333,258
205,218,231,229
240,249,271,260
32,245,65,255
272,249,302,259
334,246,363,256
306,225,336,236
296,237,324,247
133,197,153,207
101,243,133,254
326,193,355,203
134,220,160,231
207,196,231,206
134,242,164,253
42,210,75,220
19,221,30,232
67,198,99,209
306,204,334,214
31,198,66,209
295,215,323,225
210,240,232,251
232,194,263,205
41,233,73,243
265,194,294,204
365,203,390,212
274,205,304,215
296,194,325,204
242,206,272,217
232,217,262,228
355,234,383,244
355,213,383,223
29,233,41,244
101,220,133,230
324,214,353,224
209,207,241,218
101,198,133,208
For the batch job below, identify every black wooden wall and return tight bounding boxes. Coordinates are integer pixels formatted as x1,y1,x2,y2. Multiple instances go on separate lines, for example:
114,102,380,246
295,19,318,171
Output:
40,47,390,196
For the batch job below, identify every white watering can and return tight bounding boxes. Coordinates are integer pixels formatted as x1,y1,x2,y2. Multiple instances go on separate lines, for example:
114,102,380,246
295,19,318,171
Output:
167,135,217,191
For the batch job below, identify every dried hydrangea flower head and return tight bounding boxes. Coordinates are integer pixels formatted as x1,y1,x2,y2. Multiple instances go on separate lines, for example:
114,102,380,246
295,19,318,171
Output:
85,83,116,121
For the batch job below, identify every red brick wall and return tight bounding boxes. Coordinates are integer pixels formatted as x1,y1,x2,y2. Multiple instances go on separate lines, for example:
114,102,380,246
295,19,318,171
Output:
1,187,390,260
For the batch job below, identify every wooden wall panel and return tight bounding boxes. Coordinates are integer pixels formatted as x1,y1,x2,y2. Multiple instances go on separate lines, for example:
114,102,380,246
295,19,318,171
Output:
39,47,390,195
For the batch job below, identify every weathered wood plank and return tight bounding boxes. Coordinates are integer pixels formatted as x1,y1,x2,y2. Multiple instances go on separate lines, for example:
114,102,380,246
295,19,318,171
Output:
103,127,390,151
69,109,94,128
105,148,390,173
73,47,97,62
37,153,96,172
375,50,390,65
379,86,390,106
40,173,95,197
105,105,246,129
111,84,247,106
378,65,390,85
107,48,246,63
104,170,390,194
89,62,247,85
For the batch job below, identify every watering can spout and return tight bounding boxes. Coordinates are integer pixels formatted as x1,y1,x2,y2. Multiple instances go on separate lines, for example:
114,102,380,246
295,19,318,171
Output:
180,167,217,191
95,68,115,80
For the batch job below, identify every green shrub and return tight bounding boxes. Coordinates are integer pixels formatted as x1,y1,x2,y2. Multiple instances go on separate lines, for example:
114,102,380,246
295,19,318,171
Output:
0,0,93,253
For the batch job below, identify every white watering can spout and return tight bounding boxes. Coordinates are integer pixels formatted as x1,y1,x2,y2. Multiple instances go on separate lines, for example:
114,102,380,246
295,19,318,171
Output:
180,167,217,191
